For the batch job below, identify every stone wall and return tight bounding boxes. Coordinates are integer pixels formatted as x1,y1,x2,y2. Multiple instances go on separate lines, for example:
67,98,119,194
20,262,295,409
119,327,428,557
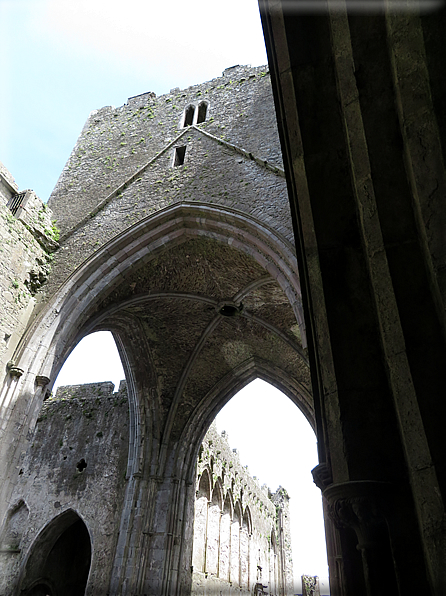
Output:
0,163,57,388
192,422,294,596
0,381,129,596
48,65,283,237
0,383,294,596
0,65,308,596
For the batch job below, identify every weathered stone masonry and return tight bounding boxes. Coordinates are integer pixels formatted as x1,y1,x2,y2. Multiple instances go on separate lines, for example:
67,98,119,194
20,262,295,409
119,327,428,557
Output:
0,163,57,387
0,382,129,596
43,65,291,301
191,422,294,596
0,382,294,596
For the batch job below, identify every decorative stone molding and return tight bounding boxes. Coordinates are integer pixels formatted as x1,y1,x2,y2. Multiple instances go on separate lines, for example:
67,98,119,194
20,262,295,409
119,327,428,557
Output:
35,376,51,388
7,362,24,378
311,463,332,491
323,481,393,548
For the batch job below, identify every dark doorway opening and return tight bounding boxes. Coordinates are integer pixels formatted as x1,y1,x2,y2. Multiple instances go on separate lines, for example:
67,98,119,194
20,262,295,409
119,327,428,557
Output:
21,512,91,596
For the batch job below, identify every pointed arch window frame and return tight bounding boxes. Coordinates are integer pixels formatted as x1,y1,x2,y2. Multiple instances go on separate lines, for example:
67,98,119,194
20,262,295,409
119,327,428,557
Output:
181,101,209,127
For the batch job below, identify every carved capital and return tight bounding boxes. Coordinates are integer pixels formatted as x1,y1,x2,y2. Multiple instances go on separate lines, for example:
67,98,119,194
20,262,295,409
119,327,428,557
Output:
323,481,393,548
35,375,51,388
7,362,24,378
312,462,332,491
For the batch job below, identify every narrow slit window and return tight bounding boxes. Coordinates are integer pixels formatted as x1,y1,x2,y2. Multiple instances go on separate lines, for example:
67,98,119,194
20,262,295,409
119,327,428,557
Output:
196,102,208,124
183,105,195,127
174,146,186,166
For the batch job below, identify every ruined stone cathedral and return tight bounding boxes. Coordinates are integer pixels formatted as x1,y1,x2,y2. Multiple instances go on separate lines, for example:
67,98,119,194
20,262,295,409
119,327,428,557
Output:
0,2,444,596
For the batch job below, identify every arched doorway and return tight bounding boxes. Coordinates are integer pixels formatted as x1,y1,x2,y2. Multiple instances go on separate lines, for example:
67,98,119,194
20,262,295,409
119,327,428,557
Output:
17,510,91,596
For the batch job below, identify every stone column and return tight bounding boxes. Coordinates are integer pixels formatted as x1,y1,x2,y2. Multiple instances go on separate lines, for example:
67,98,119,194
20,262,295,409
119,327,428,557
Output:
230,519,240,585
312,463,345,596
323,481,398,596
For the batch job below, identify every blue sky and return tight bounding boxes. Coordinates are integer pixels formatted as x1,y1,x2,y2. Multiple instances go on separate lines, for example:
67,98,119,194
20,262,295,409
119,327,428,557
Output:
0,0,267,202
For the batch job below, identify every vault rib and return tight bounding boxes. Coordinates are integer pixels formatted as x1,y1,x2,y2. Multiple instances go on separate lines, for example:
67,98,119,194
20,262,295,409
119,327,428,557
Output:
239,311,308,365
231,275,273,303
157,314,223,475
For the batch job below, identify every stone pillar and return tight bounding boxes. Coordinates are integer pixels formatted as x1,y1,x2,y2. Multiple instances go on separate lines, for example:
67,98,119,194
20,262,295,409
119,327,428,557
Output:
206,497,220,575
192,493,208,573
323,481,398,596
312,463,346,596
240,525,249,588
230,518,240,585
219,508,231,580
259,1,445,594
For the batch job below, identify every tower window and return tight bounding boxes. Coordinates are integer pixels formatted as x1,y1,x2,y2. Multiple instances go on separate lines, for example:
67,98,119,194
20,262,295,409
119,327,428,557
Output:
183,105,194,127
196,102,208,124
174,146,186,166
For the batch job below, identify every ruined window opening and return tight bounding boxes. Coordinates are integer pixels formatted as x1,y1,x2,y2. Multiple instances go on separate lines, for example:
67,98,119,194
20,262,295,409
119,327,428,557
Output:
196,102,208,124
76,458,87,472
7,192,27,216
174,146,186,167
183,105,195,127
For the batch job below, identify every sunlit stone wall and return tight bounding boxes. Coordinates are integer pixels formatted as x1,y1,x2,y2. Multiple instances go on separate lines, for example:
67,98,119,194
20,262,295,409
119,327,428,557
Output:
192,421,294,595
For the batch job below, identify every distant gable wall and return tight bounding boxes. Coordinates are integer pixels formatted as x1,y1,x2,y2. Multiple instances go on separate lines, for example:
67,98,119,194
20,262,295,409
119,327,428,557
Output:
48,65,283,237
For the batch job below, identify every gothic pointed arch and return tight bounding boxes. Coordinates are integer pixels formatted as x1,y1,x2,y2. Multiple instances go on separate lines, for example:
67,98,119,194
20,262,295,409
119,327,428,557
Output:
223,490,233,518
211,477,224,511
233,500,243,527
197,466,212,501
242,505,253,536
196,101,208,124
2,202,310,595
16,509,91,596
178,358,314,493
240,505,251,588
183,105,195,127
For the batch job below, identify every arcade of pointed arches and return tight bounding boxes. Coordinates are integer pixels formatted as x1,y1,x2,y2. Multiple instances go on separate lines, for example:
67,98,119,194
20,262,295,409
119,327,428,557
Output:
192,464,285,594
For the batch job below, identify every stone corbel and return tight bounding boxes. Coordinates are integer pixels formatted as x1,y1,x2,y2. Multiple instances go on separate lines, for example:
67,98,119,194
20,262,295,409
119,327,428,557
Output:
323,481,392,545
35,375,51,388
6,362,24,378
323,481,397,596
311,462,332,491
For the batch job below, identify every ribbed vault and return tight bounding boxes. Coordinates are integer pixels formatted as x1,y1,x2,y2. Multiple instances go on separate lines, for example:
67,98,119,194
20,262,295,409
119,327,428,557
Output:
88,235,311,462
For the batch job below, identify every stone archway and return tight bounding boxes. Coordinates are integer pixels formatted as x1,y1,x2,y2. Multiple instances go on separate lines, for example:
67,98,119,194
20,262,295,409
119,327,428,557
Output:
174,367,314,596
1,202,311,595
16,509,91,596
